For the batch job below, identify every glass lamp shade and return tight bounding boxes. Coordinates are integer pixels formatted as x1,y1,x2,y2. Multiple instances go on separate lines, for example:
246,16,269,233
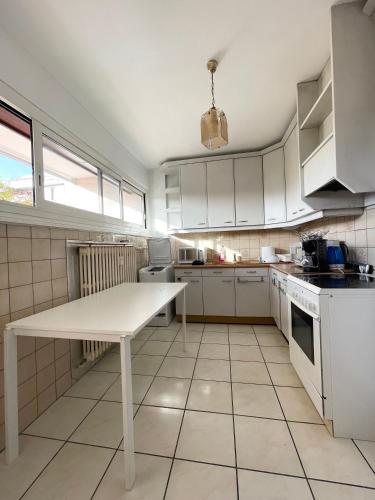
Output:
201,106,228,150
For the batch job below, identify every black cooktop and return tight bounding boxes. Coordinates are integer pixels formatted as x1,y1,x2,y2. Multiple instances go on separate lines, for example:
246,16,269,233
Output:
293,273,375,289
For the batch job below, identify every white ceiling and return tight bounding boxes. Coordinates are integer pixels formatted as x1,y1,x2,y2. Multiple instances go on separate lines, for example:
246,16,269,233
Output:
0,0,339,168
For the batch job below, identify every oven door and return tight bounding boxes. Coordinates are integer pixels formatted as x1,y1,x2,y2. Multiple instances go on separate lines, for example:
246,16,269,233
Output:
287,295,323,417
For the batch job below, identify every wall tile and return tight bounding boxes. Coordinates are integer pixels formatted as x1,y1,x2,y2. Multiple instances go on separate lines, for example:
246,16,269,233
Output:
354,212,367,230
18,376,37,409
33,281,52,305
0,225,6,238
53,296,68,307
9,261,32,287
18,353,36,385
55,339,70,359
18,336,36,361
32,260,51,283
367,228,375,248
34,300,53,314
36,337,53,350
51,239,66,259
0,239,7,264
367,248,375,267
366,208,375,229
56,371,72,397
31,226,50,239
52,277,68,299
36,342,55,372
65,229,79,240
50,228,66,240
355,230,367,248
37,384,56,414
51,259,67,279
9,285,33,313
7,225,31,238
18,398,37,432
0,290,10,317
10,306,34,322
8,238,31,262
31,238,50,260
0,264,8,291
37,363,55,393
55,352,70,379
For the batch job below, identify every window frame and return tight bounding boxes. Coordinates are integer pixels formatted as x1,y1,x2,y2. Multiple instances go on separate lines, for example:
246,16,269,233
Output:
121,180,147,228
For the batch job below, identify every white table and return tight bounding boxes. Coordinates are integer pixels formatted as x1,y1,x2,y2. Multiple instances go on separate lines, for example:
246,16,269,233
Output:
4,282,187,490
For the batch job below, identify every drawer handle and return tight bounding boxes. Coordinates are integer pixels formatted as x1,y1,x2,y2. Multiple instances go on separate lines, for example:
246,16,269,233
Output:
238,220,248,223
237,277,264,283
267,217,276,222
246,270,257,273
222,279,233,283
292,211,298,215
224,221,233,223
184,271,193,274
190,280,200,283
213,271,223,274
299,208,305,212
197,222,206,225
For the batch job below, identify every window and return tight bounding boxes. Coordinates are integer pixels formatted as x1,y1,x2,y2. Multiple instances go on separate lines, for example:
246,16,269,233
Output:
0,101,33,205
102,174,121,218
122,182,145,226
42,135,100,213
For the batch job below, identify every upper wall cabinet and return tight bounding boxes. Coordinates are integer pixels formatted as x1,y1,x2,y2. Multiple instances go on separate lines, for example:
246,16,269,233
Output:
180,162,207,229
263,148,286,224
234,157,264,226
207,159,235,227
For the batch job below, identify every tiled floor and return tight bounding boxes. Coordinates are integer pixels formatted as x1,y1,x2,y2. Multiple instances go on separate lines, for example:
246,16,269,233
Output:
1,322,375,499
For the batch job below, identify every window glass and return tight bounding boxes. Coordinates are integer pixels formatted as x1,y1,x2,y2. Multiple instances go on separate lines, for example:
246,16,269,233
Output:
102,174,121,218
42,135,100,213
122,182,145,226
0,102,33,205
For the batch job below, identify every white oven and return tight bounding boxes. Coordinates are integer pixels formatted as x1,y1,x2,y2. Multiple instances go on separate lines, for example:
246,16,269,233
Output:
287,279,324,417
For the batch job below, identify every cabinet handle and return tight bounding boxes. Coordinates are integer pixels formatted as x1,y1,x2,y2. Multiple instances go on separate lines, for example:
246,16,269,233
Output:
238,220,248,223
213,271,223,274
190,280,200,283
197,222,206,225
292,211,298,215
267,218,276,222
222,279,233,283
224,221,233,224
246,270,257,274
299,208,305,212
237,277,264,283
184,271,193,274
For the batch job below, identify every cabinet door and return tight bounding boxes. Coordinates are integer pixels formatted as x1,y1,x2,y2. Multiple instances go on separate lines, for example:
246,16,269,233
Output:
263,148,286,224
269,275,280,328
280,288,289,339
207,159,235,227
234,156,264,226
284,128,312,221
235,277,271,317
203,277,235,316
180,162,207,229
175,277,203,315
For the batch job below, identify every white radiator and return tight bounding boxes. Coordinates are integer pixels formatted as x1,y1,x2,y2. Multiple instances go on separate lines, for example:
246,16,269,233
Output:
79,244,137,362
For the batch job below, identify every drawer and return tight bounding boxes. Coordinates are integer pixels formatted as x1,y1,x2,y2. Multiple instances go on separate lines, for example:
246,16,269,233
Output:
202,268,235,277
175,268,202,277
235,267,269,277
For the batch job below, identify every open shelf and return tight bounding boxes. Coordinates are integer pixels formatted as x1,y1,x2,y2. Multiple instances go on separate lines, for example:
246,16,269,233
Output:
302,132,334,167
300,81,332,130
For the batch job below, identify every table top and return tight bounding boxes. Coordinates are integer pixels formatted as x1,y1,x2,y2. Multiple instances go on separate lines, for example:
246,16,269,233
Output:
5,282,186,339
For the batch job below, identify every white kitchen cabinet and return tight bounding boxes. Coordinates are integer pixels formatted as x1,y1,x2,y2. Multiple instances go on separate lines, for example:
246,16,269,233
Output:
235,269,270,317
203,276,235,316
180,162,207,229
263,148,286,224
206,159,235,227
234,156,264,226
270,270,280,328
175,276,204,315
284,127,312,221
279,283,289,339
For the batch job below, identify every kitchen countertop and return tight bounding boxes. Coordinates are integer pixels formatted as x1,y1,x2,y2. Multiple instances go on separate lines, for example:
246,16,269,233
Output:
174,261,304,275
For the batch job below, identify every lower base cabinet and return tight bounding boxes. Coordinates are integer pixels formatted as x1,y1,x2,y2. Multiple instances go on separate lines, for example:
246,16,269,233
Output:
235,276,270,317
203,277,235,316
175,276,203,315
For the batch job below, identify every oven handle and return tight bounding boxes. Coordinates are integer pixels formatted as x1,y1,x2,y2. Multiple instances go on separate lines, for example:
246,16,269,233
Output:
287,294,320,322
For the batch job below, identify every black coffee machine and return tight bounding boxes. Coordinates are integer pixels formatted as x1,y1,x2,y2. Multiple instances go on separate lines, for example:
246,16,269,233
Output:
302,238,329,272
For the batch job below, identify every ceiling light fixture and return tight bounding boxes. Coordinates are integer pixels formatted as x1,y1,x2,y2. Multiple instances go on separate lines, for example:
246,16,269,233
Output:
201,59,228,150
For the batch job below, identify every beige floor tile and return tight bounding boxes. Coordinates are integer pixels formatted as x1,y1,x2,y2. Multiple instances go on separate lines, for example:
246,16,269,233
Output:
132,355,164,375
229,324,254,333
93,452,171,500
143,377,190,408
187,380,232,413
158,356,195,378
150,329,179,341
261,346,290,363
25,396,96,440
0,435,63,500
310,480,375,500
199,343,229,360
228,332,258,345
176,410,235,466
230,344,263,362
70,401,123,448
194,359,231,382
22,443,113,500
131,340,145,355
138,340,172,356
92,353,121,372
238,469,312,500
165,459,237,500
235,415,303,476
290,422,375,487
276,387,322,424
65,371,118,399
256,332,288,347
355,440,375,471
163,320,181,331
101,374,153,404
175,330,203,342
135,328,155,341
253,325,280,334
204,323,228,333
233,383,284,419
185,323,205,332
135,406,183,456
202,332,229,344
267,362,302,387
167,341,200,358
231,361,271,384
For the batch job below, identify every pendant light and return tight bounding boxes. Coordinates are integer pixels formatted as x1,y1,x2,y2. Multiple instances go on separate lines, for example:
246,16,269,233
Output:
201,59,228,150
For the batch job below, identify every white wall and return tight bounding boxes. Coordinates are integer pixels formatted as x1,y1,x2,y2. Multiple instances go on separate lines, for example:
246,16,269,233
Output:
0,27,149,190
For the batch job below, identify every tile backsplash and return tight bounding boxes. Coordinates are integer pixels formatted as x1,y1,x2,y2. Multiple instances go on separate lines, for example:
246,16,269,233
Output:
0,223,148,451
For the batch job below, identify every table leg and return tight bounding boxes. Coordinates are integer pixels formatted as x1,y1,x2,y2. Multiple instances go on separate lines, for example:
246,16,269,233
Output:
120,336,135,490
182,288,187,351
4,328,19,464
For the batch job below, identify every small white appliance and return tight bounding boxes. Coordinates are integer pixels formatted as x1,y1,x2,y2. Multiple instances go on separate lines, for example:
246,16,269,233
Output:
260,246,279,263
139,238,174,326
287,273,375,440
178,246,205,264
